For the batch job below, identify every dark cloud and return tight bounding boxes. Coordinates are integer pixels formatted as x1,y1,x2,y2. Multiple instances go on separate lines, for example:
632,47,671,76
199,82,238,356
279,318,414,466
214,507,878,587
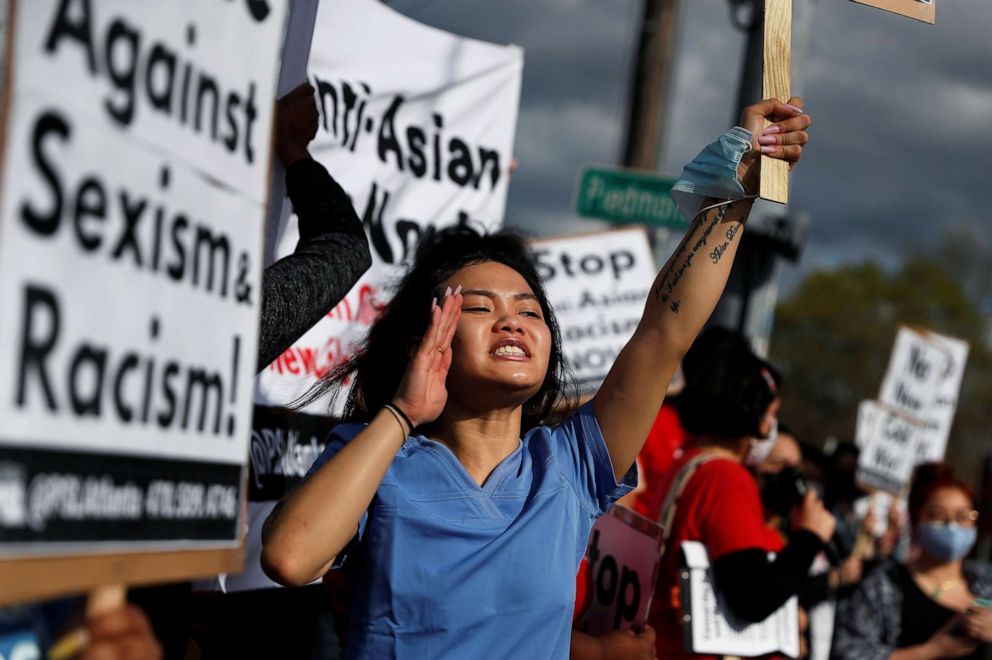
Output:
394,0,992,286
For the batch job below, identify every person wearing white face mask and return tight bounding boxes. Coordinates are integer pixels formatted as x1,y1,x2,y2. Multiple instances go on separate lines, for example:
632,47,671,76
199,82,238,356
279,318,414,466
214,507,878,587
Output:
641,339,837,659
832,463,992,660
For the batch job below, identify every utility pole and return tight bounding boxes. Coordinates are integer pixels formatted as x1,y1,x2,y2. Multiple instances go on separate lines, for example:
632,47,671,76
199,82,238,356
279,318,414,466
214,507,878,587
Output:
622,0,680,171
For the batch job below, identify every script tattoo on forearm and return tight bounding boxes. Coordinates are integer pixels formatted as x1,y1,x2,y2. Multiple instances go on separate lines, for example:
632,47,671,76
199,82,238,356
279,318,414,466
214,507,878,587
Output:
652,203,742,314
709,220,744,264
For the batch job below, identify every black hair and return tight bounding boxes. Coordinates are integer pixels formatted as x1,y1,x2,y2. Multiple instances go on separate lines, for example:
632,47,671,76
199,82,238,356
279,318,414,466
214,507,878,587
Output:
298,225,575,431
675,345,780,439
681,326,754,387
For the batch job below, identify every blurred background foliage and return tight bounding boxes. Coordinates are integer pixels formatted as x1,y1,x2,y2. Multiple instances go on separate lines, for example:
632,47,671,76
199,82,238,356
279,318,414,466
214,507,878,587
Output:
771,226,992,485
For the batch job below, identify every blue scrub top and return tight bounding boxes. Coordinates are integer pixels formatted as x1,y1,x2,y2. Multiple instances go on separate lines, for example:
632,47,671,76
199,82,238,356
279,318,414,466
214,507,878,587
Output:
307,401,635,659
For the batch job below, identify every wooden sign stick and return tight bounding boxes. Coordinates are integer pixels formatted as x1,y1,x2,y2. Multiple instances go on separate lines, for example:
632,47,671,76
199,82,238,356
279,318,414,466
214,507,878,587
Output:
760,0,792,204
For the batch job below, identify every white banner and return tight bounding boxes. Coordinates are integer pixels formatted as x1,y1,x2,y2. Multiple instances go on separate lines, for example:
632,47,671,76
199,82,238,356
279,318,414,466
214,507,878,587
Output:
878,326,969,462
255,0,522,414
532,228,655,394
0,0,286,552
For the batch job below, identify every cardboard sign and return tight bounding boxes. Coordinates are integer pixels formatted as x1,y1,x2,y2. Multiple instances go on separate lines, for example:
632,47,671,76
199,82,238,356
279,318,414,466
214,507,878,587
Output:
531,228,656,395
575,506,662,635
0,0,286,603
680,541,800,658
850,0,936,24
878,327,969,463
255,0,522,416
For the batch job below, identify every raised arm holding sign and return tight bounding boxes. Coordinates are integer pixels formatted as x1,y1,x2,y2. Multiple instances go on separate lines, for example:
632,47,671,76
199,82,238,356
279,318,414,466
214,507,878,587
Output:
260,98,811,658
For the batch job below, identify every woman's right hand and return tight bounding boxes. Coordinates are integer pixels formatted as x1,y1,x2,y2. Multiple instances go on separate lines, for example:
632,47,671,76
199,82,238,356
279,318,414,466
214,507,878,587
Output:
793,490,836,543
392,287,463,428
922,617,979,658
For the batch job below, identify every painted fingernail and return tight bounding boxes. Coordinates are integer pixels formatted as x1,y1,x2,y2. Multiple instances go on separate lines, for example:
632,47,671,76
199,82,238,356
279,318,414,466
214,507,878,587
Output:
761,125,780,135
444,286,452,297
758,135,777,145
786,103,804,115
453,285,462,296
760,145,776,154
431,297,438,309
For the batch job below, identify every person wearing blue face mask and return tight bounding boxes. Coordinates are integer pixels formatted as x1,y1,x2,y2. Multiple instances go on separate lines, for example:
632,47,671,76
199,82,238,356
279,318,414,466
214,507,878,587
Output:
832,463,992,660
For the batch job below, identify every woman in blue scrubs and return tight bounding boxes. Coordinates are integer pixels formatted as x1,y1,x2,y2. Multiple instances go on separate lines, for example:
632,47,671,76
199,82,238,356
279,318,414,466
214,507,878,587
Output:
261,97,813,659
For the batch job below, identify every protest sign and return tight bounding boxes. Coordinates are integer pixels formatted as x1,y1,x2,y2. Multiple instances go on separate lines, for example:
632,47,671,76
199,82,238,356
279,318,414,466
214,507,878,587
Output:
575,506,662,635
0,0,286,604
532,228,656,395
255,0,522,415
680,541,800,658
855,403,926,495
878,326,969,463
850,0,936,24
854,400,882,449
853,327,968,495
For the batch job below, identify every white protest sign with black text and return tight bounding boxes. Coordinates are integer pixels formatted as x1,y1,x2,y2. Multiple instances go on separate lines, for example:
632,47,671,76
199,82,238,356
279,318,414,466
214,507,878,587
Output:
854,400,882,449
681,541,800,658
532,228,655,394
855,404,926,495
255,0,522,414
878,327,969,463
0,0,286,554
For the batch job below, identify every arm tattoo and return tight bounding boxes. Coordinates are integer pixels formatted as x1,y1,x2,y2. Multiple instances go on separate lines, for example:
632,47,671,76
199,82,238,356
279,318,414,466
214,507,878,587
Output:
652,203,737,308
710,219,744,263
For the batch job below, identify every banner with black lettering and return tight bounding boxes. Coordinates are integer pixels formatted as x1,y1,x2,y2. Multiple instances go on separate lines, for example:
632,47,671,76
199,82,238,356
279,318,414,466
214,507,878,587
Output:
255,0,522,414
531,228,656,395
0,1,286,553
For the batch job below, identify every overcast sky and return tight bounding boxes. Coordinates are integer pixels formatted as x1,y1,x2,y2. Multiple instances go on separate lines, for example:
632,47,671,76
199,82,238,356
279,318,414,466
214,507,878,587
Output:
388,0,992,292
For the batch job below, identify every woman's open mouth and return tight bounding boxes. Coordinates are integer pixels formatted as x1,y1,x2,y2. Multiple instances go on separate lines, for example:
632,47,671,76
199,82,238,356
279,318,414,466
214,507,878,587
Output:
490,339,530,360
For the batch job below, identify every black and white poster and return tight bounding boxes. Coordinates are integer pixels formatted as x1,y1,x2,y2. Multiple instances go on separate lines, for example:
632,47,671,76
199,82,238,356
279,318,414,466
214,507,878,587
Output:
0,0,287,554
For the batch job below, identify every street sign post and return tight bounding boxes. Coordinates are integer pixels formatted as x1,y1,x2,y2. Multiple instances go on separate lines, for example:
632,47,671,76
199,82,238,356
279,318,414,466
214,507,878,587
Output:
574,166,685,229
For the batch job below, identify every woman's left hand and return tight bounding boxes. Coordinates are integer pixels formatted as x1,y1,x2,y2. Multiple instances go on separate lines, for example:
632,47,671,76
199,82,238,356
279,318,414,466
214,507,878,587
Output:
736,96,812,192
962,605,992,643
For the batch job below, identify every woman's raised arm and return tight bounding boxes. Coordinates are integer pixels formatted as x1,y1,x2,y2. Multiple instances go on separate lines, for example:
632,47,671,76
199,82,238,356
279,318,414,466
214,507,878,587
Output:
593,98,812,480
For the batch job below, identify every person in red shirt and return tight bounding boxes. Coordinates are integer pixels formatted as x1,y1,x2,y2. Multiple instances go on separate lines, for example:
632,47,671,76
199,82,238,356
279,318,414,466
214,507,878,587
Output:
629,327,755,519
644,348,836,659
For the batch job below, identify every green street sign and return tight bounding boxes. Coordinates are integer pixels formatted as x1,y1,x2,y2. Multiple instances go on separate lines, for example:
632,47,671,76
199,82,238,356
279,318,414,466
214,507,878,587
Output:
575,166,685,229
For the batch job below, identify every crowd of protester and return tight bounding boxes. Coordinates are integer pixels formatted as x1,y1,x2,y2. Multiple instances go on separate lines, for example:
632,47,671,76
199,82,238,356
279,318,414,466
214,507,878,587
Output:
6,77,992,660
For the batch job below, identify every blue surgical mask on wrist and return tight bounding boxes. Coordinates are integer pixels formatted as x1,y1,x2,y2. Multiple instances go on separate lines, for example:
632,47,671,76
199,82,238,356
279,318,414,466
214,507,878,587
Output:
916,522,977,563
670,126,754,221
